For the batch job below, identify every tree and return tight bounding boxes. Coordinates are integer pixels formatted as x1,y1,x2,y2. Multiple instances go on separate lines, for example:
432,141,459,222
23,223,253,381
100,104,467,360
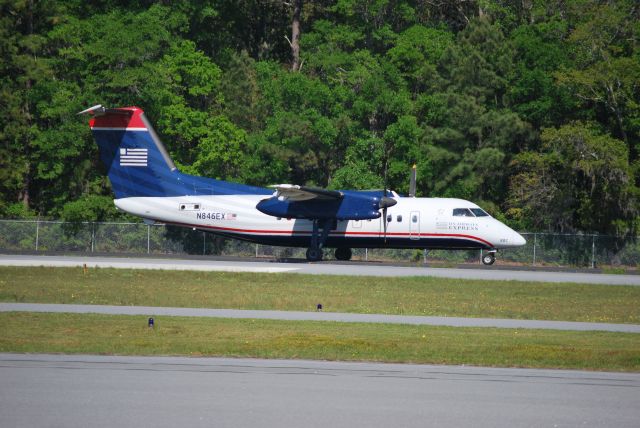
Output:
555,1,640,149
0,0,63,215
422,17,531,203
507,122,637,233
508,19,575,128
289,0,303,71
386,25,453,96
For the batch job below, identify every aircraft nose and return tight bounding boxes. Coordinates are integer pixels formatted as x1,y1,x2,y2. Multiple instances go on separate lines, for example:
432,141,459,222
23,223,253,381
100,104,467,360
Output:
513,231,526,246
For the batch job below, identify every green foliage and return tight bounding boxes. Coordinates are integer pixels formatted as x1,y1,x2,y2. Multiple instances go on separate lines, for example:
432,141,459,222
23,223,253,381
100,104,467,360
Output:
555,0,640,145
61,195,119,223
508,19,575,127
183,115,248,180
0,0,638,234
508,122,637,233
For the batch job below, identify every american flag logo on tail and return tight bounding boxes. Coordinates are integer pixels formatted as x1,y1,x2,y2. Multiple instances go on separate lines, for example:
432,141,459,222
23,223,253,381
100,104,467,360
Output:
120,148,148,166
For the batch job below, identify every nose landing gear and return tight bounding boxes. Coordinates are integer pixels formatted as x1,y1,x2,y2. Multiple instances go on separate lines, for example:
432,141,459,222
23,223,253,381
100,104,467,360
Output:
482,250,496,266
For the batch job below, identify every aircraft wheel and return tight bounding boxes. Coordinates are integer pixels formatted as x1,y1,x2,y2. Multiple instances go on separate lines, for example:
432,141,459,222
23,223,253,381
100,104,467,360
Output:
335,247,352,261
306,248,323,262
482,252,496,266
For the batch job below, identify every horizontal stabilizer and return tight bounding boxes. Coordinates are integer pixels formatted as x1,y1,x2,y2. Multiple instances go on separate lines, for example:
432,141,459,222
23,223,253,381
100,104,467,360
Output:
77,105,135,116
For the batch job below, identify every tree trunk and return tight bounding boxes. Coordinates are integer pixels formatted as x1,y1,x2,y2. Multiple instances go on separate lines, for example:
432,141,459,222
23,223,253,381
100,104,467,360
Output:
20,168,30,209
291,0,302,71
605,81,628,144
21,0,34,210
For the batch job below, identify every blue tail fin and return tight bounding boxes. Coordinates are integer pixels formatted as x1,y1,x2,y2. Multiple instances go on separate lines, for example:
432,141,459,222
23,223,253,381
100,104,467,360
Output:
81,105,271,198
83,106,188,198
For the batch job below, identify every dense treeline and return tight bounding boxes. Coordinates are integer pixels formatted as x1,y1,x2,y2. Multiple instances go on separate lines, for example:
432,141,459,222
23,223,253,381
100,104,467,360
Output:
0,0,638,234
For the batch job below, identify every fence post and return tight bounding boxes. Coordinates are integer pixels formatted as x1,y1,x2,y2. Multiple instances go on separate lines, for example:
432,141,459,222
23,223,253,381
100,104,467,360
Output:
591,234,596,269
91,222,95,253
147,224,150,254
255,244,258,258
533,233,537,266
35,218,40,251
365,248,368,261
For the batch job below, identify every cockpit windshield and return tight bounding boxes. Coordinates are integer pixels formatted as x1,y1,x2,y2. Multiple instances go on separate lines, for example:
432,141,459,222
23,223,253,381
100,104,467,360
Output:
470,208,489,217
452,208,490,217
452,208,474,217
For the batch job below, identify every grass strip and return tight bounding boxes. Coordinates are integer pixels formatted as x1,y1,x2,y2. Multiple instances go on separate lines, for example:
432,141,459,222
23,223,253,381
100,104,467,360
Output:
1,267,639,323
1,312,639,372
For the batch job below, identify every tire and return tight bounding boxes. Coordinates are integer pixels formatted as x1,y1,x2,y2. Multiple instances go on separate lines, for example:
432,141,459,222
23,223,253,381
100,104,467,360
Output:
335,247,352,261
306,248,323,262
482,253,496,266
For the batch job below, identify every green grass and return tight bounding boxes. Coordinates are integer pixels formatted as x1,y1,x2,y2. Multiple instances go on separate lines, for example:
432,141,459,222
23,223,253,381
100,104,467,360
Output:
1,266,639,323
1,312,638,371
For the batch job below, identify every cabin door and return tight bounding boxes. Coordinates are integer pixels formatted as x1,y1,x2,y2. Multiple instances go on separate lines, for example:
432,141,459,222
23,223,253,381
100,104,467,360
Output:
409,211,420,240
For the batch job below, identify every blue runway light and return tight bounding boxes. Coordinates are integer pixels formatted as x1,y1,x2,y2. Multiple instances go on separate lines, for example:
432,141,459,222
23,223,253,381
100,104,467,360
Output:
148,317,154,328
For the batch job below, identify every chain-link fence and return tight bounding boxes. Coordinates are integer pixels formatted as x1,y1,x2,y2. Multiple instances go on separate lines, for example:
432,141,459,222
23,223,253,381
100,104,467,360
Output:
0,219,638,268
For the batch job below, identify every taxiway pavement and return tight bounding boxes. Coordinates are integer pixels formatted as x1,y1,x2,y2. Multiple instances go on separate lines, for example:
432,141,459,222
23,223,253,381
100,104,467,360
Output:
1,254,638,285
2,302,638,333
1,353,638,428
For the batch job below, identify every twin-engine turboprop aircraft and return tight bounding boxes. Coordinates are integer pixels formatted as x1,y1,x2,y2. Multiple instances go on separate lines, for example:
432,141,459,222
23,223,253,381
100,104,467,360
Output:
79,105,526,264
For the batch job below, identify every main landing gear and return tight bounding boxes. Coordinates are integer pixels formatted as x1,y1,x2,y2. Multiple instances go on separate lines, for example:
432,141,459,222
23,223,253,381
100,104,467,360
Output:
305,247,322,262
304,219,354,262
482,250,497,266
305,219,332,262
334,247,352,261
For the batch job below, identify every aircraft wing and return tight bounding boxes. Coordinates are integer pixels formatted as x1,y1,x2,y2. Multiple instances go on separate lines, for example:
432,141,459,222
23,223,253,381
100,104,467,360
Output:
270,184,343,201
258,185,395,221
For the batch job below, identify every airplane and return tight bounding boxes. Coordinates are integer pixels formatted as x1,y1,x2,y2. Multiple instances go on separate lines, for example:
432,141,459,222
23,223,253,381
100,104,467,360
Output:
79,105,526,265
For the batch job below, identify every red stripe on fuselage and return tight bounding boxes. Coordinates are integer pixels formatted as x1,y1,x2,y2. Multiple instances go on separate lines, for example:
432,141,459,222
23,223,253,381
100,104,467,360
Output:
164,220,495,247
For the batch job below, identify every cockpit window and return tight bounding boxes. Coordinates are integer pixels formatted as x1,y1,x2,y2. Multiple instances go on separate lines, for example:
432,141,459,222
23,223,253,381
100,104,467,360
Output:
453,208,474,217
470,208,489,217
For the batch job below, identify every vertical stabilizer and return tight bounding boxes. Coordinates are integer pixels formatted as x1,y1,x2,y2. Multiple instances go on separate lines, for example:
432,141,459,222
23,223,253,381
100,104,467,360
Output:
82,106,185,198
81,105,272,198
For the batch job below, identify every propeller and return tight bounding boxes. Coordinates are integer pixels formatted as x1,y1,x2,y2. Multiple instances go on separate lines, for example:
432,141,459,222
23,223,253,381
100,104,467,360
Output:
409,164,416,197
379,195,396,240
381,159,395,241
377,163,414,241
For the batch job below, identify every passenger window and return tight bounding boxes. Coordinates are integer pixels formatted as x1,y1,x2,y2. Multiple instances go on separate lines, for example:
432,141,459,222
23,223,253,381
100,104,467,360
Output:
178,203,201,211
412,215,418,223
387,215,392,223
397,215,402,222
453,208,475,217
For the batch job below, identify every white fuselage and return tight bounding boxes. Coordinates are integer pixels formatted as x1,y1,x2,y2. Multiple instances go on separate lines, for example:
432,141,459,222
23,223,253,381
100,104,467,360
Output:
115,195,526,250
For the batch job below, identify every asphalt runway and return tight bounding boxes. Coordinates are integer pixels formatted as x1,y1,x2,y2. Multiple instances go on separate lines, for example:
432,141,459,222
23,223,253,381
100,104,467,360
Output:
2,254,639,285
3,303,638,333
1,354,638,428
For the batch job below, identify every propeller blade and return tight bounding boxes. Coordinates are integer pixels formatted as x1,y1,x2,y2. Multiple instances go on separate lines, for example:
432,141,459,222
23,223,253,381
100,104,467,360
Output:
383,207,388,242
383,158,388,198
379,195,395,243
409,164,416,197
